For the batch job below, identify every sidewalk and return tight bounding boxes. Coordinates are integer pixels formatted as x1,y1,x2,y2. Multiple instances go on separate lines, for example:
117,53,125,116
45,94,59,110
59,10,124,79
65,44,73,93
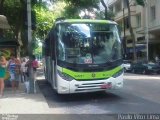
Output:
0,69,52,114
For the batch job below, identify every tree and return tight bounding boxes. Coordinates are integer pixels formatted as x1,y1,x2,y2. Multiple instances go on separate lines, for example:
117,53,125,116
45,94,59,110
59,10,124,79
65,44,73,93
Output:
62,0,100,18
136,0,145,6
126,0,145,61
0,0,106,56
33,3,54,41
33,0,66,41
0,0,30,56
126,0,136,61
95,0,114,20
34,44,42,59
0,0,55,56
4,1,24,34
100,0,108,19
0,0,5,14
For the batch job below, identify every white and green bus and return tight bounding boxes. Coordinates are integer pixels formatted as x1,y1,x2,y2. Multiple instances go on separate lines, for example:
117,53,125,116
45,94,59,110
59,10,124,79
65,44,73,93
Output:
43,18,123,94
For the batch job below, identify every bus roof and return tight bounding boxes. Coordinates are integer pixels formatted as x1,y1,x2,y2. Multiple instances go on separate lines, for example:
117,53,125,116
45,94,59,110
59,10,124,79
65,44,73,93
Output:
55,19,117,25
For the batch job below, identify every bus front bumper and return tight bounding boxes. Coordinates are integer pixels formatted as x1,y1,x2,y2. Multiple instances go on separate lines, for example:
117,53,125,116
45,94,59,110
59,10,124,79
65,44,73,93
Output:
57,74,123,94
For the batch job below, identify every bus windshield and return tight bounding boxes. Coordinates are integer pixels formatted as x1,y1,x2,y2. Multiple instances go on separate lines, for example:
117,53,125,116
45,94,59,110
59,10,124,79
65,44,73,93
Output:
57,23,122,64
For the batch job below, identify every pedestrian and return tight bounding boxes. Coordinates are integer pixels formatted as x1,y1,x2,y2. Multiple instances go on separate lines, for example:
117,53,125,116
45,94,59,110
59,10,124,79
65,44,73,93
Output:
0,56,7,97
20,58,27,83
24,59,30,93
32,55,39,93
8,55,21,92
15,58,21,89
32,55,39,80
24,55,38,93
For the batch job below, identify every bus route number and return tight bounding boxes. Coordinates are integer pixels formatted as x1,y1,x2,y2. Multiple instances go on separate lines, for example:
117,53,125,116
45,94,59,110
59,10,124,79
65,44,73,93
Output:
84,59,92,64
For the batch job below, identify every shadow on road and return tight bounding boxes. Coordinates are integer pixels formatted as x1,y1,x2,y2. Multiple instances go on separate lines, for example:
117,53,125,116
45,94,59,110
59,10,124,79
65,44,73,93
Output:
37,80,122,108
37,79,160,113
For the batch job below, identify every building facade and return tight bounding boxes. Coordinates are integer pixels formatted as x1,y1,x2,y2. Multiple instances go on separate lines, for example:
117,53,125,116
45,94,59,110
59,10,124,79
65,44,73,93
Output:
109,0,160,61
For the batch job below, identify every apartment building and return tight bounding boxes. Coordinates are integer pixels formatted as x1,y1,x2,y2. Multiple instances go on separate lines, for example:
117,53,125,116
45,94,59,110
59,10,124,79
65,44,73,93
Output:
109,0,160,61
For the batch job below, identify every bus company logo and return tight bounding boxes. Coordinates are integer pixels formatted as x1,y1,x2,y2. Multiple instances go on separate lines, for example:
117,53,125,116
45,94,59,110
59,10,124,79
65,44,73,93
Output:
91,73,96,78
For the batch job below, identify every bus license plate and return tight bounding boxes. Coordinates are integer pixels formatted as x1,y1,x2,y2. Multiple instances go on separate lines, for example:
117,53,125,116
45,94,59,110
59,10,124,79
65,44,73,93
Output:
101,84,112,89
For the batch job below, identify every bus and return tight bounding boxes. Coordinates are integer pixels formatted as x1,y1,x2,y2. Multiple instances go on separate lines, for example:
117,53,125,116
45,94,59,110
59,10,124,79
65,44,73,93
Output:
43,18,123,94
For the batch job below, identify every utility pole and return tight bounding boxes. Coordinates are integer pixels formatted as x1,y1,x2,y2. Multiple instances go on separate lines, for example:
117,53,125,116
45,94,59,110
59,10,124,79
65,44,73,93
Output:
144,0,149,62
27,0,34,93
126,0,137,61
123,8,127,59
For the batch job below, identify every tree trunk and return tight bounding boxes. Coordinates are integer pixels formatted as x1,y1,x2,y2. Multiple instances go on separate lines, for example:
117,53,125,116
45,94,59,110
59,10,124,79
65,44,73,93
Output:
100,0,108,19
0,0,5,14
126,0,137,61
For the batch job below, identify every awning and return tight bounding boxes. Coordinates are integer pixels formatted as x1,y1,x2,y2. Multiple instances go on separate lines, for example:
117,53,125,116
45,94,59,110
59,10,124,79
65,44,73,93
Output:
126,45,146,53
0,36,19,46
0,15,10,29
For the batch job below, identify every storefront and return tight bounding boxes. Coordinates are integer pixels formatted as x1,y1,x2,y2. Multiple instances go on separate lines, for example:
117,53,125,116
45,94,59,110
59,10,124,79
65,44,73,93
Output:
0,37,19,59
126,44,146,60
0,37,19,87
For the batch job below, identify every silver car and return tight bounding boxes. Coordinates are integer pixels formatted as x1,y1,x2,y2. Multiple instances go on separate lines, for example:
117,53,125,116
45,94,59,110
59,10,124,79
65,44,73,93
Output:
123,60,131,72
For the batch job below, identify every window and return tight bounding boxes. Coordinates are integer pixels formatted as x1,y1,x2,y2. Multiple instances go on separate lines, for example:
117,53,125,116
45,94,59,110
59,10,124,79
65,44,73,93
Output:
150,6,156,21
127,39,133,44
123,0,127,8
137,36,145,43
109,6,113,12
109,5,113,12
115,1,122,13
57,23,122,64
136,14,141,28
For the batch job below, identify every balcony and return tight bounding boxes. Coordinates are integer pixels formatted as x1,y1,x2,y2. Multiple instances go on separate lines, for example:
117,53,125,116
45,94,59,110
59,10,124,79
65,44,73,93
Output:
149,19,160,31
136,19,160,35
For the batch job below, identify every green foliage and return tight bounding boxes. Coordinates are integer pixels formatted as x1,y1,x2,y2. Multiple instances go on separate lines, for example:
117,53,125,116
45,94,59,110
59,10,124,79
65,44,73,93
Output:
136,0,145,6
106,11,115,20
2,0,106,56
33,1,67,41
3,0,24,36
34,45,42,56
33,4,54,40
62,0,100,18
64,0,100,9
51,1,66,17
62,6,80,18
31,39,38,50
95,10,115,20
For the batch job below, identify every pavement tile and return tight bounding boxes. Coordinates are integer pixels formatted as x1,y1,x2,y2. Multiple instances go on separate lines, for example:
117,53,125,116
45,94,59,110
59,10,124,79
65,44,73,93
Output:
0,78,52,114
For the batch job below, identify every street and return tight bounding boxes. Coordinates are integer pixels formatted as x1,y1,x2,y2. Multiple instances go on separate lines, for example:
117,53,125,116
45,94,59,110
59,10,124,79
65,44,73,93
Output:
37,73,160,114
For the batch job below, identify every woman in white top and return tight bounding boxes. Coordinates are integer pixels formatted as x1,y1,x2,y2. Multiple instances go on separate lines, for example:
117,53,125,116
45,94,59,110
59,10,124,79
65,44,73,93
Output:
20,58,27,82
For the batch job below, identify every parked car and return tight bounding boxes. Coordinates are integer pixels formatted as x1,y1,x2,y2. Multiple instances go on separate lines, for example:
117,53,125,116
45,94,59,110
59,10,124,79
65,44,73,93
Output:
130,62,160,74
123,60,131,72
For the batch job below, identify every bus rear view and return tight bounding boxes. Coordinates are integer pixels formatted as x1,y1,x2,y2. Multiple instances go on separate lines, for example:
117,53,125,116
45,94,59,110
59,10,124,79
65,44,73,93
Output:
43,19,123,94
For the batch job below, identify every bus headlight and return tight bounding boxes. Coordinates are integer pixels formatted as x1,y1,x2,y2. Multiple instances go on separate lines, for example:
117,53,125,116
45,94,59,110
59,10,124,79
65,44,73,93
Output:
112,69,123,78
57,70,74,81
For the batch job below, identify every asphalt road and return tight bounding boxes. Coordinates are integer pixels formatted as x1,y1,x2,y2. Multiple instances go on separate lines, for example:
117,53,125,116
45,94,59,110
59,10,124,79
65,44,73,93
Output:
37,72,160,114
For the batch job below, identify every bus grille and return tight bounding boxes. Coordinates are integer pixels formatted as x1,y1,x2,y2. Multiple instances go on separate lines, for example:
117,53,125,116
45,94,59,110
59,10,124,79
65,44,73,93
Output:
75,82,111,92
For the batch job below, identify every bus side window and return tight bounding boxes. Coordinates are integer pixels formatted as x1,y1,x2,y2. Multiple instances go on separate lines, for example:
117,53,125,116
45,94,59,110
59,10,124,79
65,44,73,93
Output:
51,29,56,60
44,38,49,56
